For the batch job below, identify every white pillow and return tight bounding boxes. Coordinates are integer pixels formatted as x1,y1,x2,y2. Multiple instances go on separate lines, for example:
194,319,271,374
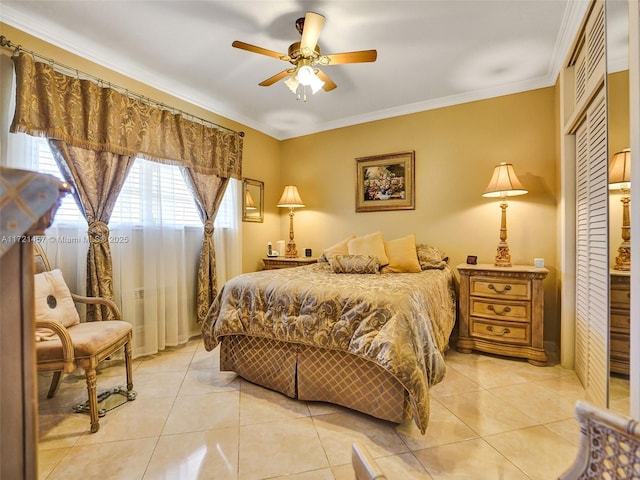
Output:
34,269,80,341
347,232,389,266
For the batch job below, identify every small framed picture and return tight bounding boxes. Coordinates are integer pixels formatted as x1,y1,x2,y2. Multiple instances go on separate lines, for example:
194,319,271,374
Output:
466,255,478,265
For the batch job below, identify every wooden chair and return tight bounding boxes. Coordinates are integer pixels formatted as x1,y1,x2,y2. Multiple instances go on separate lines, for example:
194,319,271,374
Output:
352,443,387,480
559,400,640,479
33,243,134,433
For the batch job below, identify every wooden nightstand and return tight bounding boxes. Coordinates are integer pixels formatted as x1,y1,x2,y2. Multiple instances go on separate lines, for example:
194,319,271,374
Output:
456,263,549,366
610,270,630,375
262,257,317,270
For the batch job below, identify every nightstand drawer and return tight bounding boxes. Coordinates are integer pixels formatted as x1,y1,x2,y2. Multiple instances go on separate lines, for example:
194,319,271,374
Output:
470,319,531,345
610,311,630,333
610,332,630,357
610,287,631,309
470,298,530,323
470,276,531,300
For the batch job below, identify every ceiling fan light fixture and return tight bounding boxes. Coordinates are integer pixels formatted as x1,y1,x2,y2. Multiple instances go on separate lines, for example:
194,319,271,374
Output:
285,66,324,98
284,74,299,94
297,65,315,85
308,70,325,94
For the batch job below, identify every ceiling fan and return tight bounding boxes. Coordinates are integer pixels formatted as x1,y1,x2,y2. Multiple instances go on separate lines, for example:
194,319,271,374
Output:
232,12,377,100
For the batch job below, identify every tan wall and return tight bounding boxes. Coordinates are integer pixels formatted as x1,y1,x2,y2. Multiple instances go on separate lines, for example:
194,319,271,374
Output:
279,88,560,342
0,23,282,274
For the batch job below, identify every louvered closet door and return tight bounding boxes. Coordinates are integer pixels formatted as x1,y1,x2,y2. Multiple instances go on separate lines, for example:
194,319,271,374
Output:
574,87,609,407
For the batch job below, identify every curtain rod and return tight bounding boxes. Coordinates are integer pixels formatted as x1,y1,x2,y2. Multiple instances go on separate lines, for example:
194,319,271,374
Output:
0,35,244,137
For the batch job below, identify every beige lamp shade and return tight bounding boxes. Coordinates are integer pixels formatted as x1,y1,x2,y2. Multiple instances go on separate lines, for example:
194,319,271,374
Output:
244,189,257,210
482,162,528,198
609,148,631,191
277,185,305,208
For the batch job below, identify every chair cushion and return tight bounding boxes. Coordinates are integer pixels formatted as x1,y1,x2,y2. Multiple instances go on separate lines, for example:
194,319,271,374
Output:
36,321,132,364
34,269,80,341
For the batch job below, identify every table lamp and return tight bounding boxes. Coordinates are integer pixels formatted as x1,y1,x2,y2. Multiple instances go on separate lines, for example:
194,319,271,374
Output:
277,185,305,258
482,162,528,267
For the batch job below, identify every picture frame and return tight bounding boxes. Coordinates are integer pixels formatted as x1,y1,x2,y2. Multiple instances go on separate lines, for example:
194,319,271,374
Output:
242,178,264,223
355,151,415,212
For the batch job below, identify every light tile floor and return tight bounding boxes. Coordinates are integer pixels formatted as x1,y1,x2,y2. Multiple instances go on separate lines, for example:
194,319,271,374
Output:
36,338,631,480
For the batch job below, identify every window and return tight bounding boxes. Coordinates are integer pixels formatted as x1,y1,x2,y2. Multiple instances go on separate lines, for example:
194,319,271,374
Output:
35,138,235,228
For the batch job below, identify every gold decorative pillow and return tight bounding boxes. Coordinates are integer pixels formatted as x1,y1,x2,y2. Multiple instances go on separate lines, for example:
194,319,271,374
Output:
347,232,389,266
381,234,421,273
329,254,380,274
416,243,449,270
33,269,80,341
319,235,356,262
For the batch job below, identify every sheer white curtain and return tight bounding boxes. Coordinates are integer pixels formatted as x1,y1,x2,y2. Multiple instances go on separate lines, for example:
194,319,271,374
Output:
2,62,242,357
109,159,242,356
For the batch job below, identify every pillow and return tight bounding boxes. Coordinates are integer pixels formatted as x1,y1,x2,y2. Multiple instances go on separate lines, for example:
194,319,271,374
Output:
347,232,389,266
416,243,449,270
318,235,356,262
381,234,421,273
329,254,380,274
33,269,80,341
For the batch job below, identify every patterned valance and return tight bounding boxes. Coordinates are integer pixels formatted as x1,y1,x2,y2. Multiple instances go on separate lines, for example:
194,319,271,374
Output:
10,53,242,178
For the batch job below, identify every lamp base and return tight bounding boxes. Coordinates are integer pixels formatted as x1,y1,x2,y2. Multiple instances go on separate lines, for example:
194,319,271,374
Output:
494,243,512,267
285,241,298,258
613,243,630,271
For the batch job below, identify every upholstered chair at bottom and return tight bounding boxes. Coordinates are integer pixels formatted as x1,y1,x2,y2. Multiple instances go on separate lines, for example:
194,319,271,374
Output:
559,400,640,479
33,243,134,433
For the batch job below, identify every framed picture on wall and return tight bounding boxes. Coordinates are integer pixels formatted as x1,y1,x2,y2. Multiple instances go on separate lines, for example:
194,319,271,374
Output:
355,151,415,212
242,178,264,223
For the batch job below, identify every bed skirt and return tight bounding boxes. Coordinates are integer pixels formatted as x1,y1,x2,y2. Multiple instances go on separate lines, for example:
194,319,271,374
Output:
220,335,411,424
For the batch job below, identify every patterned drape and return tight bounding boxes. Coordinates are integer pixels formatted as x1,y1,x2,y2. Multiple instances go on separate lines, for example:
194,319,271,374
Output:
10,52,243,322
182,168,230,324
48,139,134,321
10,53,243,178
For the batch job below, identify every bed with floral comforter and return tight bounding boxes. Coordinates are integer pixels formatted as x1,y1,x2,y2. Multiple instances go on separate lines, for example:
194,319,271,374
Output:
201,260,456,433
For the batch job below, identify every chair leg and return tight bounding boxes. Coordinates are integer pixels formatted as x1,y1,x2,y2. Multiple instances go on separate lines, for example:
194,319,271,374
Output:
84,367,100,433
47,371,63,399
124,340,133,392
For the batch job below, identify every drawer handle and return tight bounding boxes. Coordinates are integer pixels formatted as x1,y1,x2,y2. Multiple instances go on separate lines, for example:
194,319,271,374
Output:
487,326,511,336
487,305,511,316
488,283,512,294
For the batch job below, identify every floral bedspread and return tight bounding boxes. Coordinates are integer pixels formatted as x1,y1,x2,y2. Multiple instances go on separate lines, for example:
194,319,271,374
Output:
201,262,457,432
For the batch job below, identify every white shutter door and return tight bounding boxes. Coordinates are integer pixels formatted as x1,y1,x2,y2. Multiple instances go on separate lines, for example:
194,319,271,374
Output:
574,88,609,407
575,120,589,385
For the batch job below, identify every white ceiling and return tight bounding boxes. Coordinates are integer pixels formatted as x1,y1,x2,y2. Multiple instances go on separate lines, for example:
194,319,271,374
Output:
1,1,629,140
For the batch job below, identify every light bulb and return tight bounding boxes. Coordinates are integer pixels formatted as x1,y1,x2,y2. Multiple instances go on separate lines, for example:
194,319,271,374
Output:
297,65,315,85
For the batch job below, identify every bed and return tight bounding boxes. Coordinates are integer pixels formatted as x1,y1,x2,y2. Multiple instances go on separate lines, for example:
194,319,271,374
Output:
201,242,456,433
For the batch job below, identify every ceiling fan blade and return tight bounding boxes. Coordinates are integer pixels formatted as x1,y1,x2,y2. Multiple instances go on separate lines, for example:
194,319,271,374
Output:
323,50,378,65
300,12,325,54
232,40,286,60
258,70,292,86
316,70,337,91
